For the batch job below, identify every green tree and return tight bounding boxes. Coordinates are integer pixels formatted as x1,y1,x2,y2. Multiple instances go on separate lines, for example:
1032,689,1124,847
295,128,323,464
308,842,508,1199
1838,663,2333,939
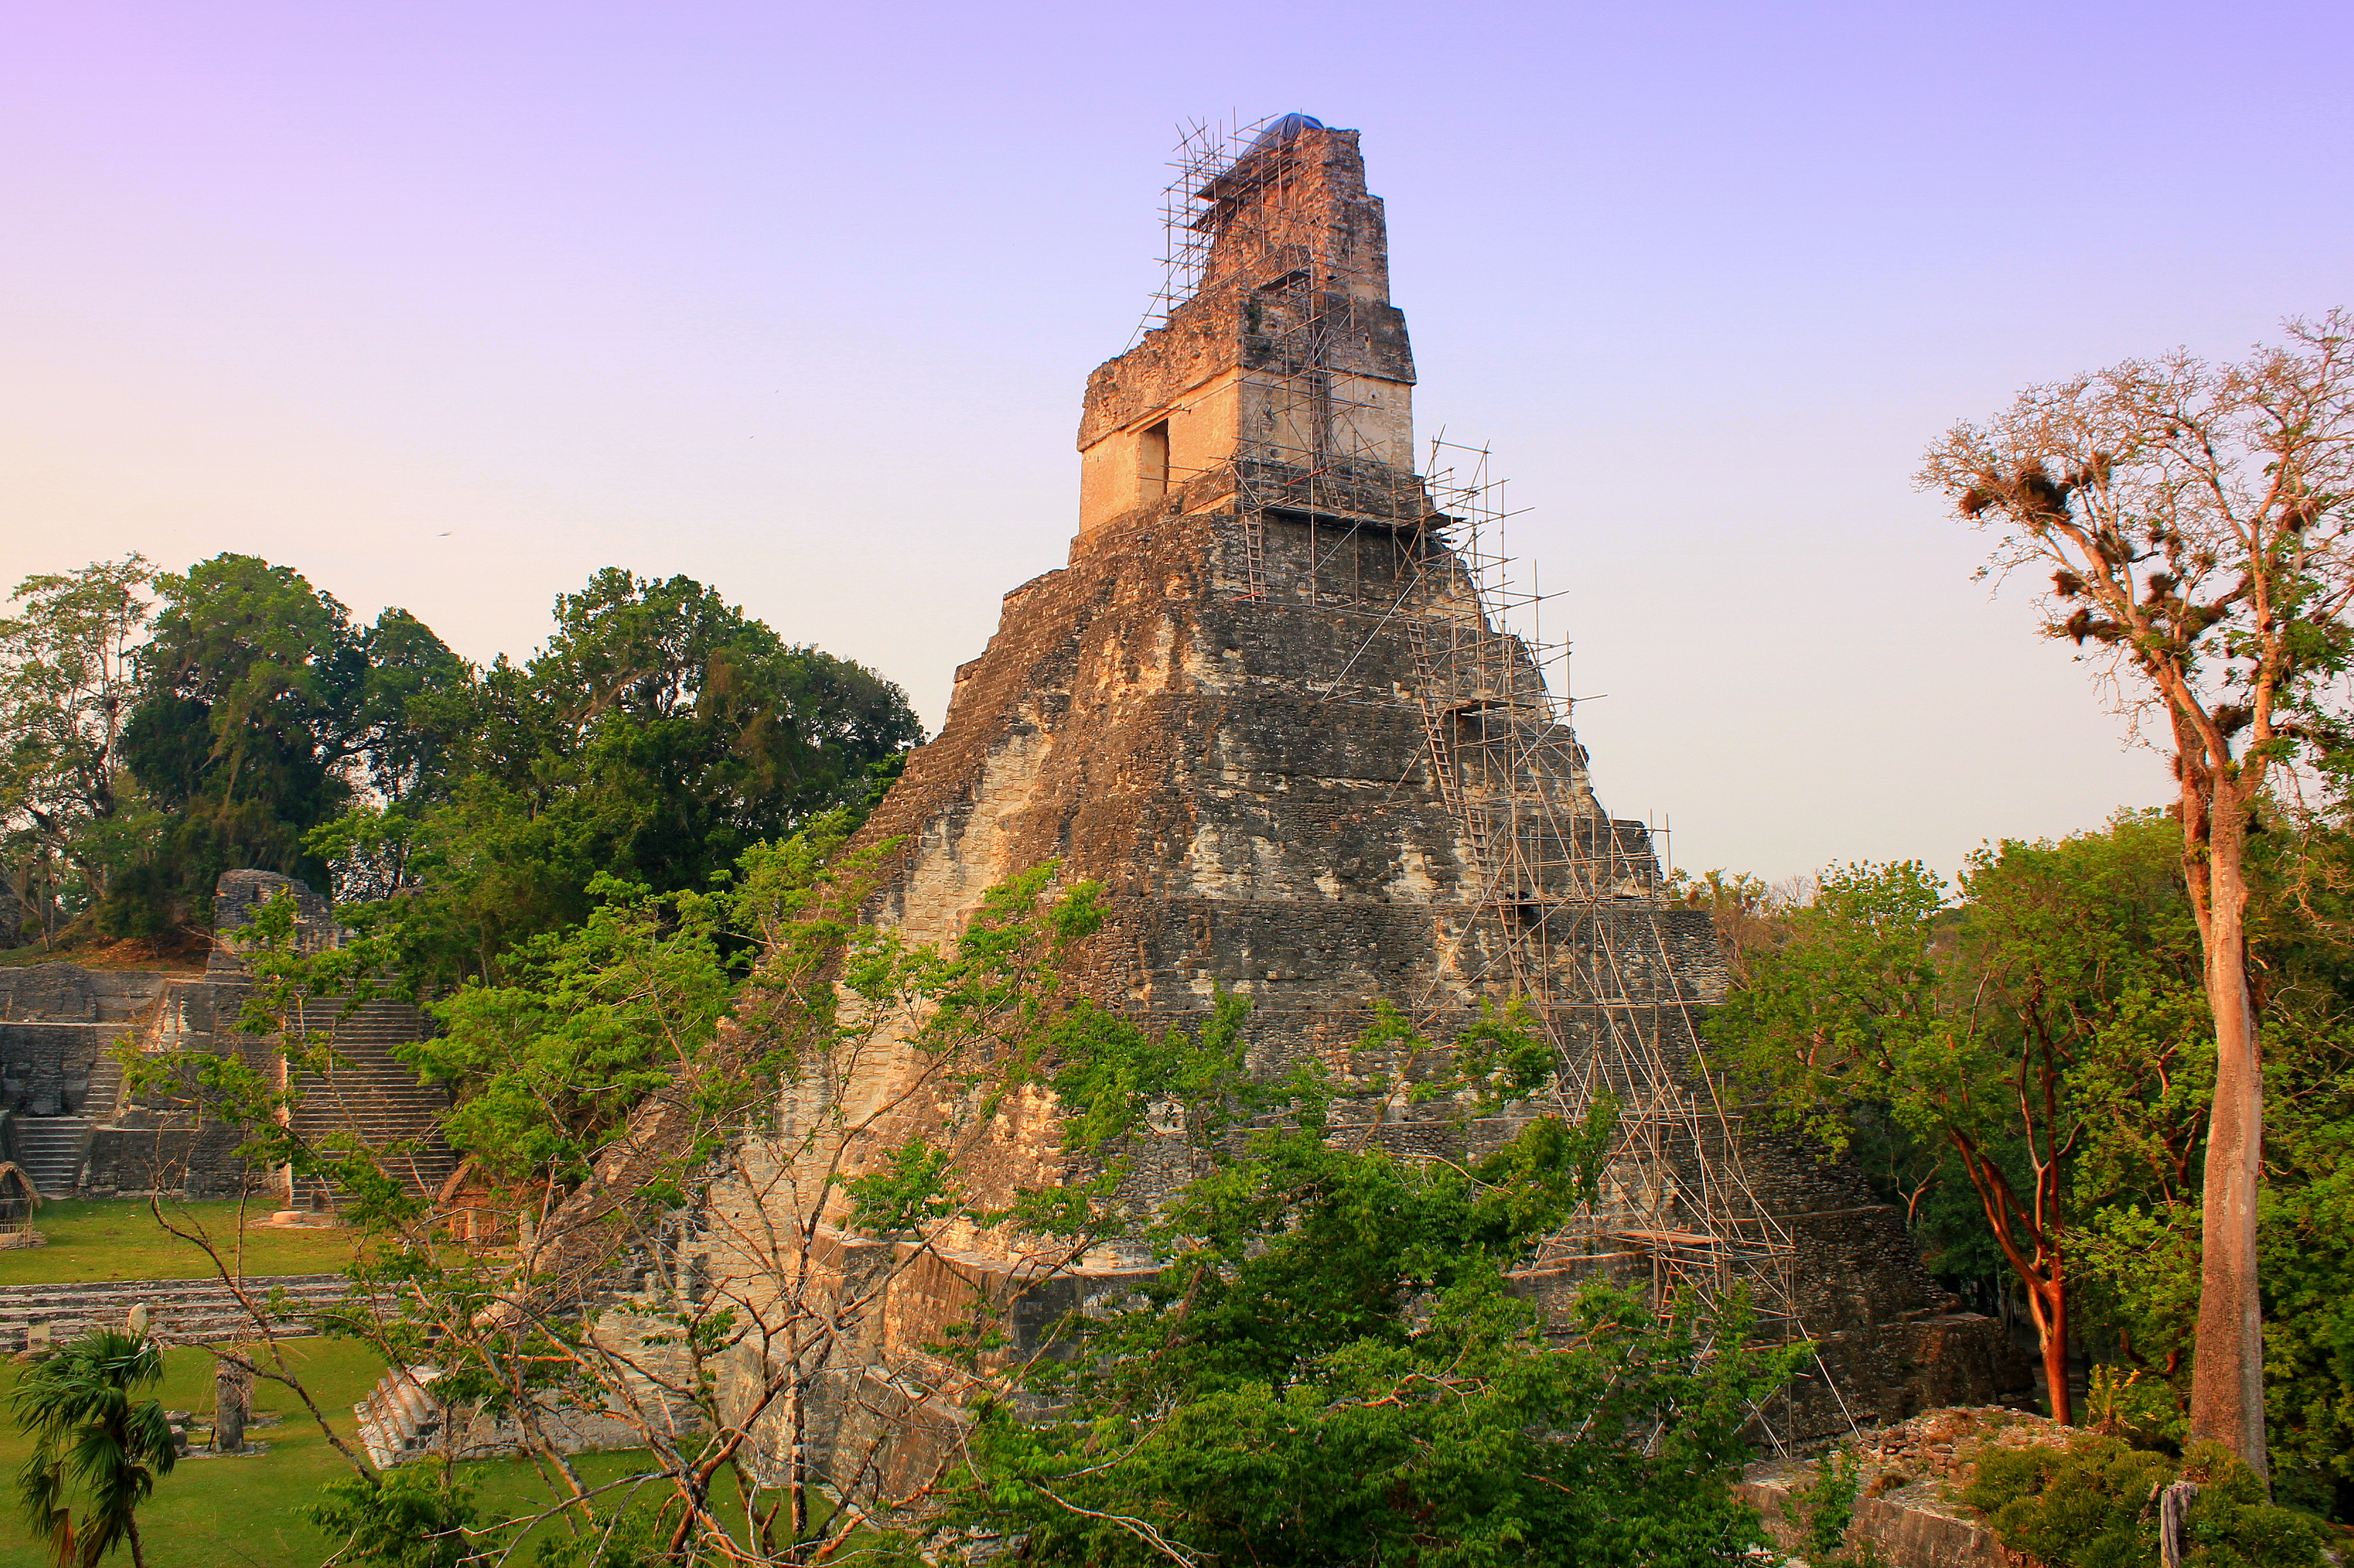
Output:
1708,814,2210,1425
317,568,921,986
2073,817,2354,1517
9,1330,178,1568
307,1465,481,1568
931,1084,1790,1567
110,553,470,936
0,556,155,944
408,867,750,1186
2250,821,2354,1516
471,566,919,891
1922,313,2354,1473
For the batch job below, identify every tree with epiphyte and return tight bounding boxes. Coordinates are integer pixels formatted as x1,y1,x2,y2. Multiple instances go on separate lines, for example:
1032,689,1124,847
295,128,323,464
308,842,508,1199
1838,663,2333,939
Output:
1921,312,2354,1476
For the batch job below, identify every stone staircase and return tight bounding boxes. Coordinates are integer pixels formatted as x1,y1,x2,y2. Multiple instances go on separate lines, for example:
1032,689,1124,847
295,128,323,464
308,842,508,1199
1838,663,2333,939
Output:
0,1273,349,1351
13,1117,94,1198
355,1364,450,1469
287,999,458,1204
354,1357,642,1468
83,1053,124,1122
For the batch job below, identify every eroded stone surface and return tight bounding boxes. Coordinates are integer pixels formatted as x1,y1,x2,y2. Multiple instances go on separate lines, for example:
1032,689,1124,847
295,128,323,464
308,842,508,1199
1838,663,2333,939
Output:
1741,1408,2070,1568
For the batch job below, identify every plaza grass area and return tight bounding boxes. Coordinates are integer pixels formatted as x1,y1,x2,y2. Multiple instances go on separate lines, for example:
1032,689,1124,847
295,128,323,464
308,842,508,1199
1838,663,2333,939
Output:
0,1339,702,1568
0,1200,362,1287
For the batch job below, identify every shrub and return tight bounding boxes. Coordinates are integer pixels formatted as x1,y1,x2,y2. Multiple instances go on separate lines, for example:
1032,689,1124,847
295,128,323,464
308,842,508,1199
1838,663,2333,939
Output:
1788,1445,1864,1564
1959,1434,2324,1568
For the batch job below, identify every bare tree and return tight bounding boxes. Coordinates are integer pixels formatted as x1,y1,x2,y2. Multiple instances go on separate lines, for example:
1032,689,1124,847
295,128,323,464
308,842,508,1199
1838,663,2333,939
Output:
138,852,1218,1562
1920,312,2354,1475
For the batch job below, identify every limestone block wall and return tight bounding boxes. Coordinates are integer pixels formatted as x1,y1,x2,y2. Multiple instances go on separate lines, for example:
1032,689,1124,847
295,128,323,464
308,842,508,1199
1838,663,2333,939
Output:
0,966,168,1118
81,1125,262,1200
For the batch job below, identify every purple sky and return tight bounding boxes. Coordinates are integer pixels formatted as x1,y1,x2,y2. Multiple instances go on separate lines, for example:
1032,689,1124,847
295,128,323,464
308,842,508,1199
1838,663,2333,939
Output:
7,1,2351,881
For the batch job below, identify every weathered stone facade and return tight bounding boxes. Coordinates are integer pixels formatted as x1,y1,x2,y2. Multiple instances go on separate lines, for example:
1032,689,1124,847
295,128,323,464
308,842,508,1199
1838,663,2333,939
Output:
706,115,2023,1481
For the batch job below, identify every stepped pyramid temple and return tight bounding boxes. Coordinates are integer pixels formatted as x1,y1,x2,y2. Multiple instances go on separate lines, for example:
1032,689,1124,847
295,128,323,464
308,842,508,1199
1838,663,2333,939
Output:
0,114,2022,1470
699,112,2020,1471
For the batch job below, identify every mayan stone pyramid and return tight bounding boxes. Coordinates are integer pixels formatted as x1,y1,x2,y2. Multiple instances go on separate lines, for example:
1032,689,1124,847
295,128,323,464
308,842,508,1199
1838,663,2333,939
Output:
832,115,2017,1439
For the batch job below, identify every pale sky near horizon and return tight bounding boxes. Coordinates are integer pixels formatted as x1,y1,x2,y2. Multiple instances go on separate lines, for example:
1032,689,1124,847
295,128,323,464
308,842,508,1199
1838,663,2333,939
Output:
6,1,2350,884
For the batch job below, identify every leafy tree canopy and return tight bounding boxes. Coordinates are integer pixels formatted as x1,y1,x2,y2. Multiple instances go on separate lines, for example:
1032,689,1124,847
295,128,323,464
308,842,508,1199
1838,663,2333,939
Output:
926,1072,1792,1568
320,568,921,985
0,554,919,976
0,555,153,943
1702,809,2354,1518
102,554,470,937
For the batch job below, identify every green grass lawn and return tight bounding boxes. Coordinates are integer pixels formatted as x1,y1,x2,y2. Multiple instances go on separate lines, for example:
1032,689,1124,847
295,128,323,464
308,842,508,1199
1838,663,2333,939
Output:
0,1200,366,1288
0,1339,711,1568
0,1202,762,1564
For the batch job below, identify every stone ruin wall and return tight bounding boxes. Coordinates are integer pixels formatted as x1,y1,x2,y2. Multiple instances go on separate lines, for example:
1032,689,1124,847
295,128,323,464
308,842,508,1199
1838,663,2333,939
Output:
0,965,163,1118
0,871,455,1202
697,503,2027,1485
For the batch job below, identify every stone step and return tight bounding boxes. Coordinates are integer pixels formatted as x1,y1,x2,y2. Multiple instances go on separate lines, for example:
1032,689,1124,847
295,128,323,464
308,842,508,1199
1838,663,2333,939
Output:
0,1272,346,1304
0,1272,351,1351
14,1310,325,1347
354,1364,448,1470
11,1117,93,1197
0,1290,348,1318
91,984,450,1199
83,1055,126,1123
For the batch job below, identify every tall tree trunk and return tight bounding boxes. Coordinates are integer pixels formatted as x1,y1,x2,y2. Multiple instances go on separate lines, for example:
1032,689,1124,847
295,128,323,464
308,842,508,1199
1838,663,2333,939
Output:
125,1513,145,1568
2039,1275,2070,1428
2021,1268,2071,1427
2187,800,2269,1480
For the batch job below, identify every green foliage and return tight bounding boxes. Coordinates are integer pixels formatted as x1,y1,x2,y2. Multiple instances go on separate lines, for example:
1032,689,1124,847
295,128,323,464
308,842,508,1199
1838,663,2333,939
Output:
2241,824,2354,1512
320,568,921,986
415,874,742,1184
223,829,1780,1568
1788,1446,1863,1565
307,1465,482,1568
2052,819,2354,1511
1704,814,2212,1420
923,1065,1793,1567
8,1330,177,1567
839,1139,962,1234
3,553,917,973
526,1504,665,1568
103,553,472,936
1712,815,2204,1198
0,556,158,946
1961,1437,2324,1568
1701,807,2354,1512
254,850,1143,1564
